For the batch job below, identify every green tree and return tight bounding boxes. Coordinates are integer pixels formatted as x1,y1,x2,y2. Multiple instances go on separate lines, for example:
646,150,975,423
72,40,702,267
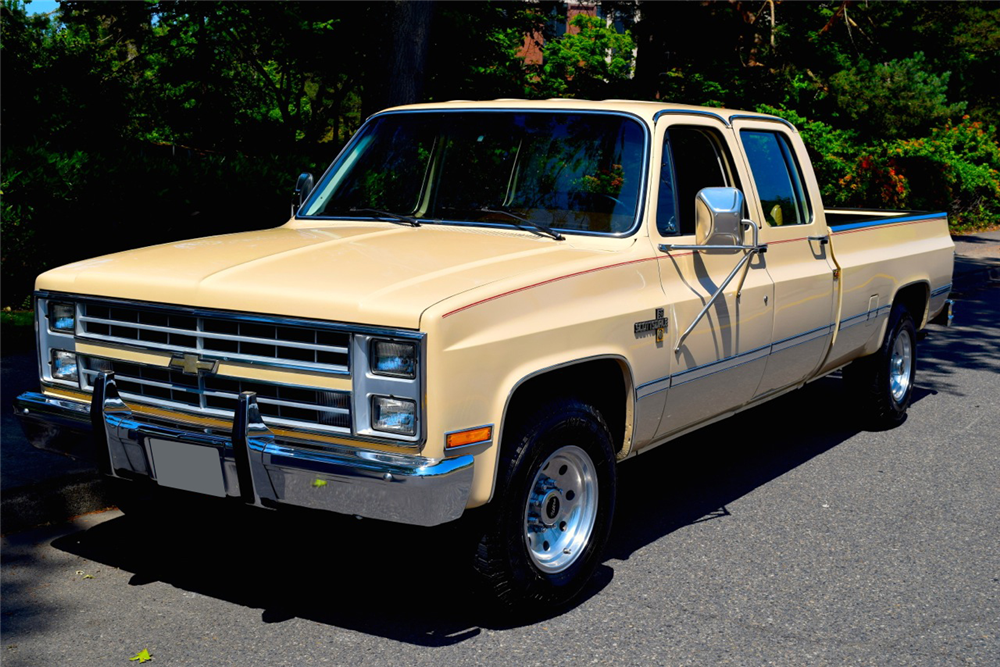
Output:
829,52,967,139
532,14,635,99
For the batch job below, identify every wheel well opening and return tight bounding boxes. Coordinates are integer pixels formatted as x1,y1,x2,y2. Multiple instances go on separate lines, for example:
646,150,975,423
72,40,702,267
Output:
503,359,629,457
894,283,929,327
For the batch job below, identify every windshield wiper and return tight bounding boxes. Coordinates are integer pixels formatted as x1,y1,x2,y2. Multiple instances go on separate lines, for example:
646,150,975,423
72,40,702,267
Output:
479,207,564,241
348,207,421,227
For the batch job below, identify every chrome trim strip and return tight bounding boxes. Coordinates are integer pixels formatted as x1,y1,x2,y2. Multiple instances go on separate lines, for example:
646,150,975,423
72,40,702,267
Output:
79,314,350,354
637,343,771,399
635,376,670,400
79,367,351,415
653,109,730,127
931,283,953,297
298,108,652,239
79,335,351,375
633,309,893,399
837,305,890,332
110,392,350,437
671,345,770,388
828,211,945,232
770,324,834,355
728,113,798,131
77,356,353,436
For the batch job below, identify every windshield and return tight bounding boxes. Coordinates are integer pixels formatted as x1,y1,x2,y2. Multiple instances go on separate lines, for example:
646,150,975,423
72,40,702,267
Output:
301,111,647,235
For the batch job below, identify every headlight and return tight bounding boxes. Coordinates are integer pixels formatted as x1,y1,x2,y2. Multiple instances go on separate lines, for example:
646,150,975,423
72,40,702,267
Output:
49,302,75,332
371,396,416,436
51,350,79,382
370,339,417,379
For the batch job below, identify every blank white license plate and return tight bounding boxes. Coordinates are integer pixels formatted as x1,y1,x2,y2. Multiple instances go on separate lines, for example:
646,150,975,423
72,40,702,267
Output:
149,439,226,497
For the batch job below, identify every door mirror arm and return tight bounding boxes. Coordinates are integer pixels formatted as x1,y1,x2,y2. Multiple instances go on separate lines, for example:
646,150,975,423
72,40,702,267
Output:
657,190,769,352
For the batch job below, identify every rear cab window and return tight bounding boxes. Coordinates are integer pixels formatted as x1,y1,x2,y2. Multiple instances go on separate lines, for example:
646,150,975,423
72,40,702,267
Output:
739,130,813,226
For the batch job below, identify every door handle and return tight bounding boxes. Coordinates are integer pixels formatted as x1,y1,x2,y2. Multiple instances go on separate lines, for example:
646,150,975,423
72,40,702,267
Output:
808,235,829,246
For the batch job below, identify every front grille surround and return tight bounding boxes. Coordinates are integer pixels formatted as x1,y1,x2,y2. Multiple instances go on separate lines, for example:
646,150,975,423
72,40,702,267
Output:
35,292,427,447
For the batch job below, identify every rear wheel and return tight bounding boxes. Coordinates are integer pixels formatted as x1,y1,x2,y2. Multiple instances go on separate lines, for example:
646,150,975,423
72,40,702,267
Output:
474,399,616,611
845,303,917,429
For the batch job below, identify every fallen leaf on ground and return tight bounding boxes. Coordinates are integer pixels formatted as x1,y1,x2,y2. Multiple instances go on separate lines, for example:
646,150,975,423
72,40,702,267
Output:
130,648,152,663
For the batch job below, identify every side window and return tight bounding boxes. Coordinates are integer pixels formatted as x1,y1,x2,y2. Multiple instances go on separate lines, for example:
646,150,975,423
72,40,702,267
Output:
656,139,679,235
740,130,812,226
657,127,742,236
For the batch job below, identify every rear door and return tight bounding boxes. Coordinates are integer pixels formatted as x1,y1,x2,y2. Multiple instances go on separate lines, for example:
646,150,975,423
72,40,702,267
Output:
733,120,837,397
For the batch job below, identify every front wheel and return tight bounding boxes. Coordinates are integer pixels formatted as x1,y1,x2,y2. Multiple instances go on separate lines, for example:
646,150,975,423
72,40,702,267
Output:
474,399,616,611
845,303,917,429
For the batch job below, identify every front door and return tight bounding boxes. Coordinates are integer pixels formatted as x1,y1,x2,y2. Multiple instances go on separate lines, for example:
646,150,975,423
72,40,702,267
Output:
644,119,775,442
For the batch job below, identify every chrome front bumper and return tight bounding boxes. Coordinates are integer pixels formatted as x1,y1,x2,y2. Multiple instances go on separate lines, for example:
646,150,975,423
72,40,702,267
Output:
14,372,473,526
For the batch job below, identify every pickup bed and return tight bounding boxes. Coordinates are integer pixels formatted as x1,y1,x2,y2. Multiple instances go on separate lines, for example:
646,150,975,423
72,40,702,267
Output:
15,99,954,609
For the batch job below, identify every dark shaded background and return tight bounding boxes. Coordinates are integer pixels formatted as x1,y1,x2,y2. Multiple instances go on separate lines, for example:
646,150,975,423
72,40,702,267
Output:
2,0,998,307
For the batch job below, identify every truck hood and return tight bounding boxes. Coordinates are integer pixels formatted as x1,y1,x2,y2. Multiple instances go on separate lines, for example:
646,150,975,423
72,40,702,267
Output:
37,223,600,329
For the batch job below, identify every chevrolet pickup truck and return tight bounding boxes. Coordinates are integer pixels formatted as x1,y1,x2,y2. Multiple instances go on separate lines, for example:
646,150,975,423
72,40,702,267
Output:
15,99,954,609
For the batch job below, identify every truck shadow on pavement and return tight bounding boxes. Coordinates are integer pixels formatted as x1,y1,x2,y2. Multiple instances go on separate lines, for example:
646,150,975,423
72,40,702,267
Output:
612,287,1000,565
47,288,998,646
43,376,873,646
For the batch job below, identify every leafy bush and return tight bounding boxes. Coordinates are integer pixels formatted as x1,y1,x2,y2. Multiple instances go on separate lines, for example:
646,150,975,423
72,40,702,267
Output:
759,105,999,232
828,52,967,140
885,117,1000,231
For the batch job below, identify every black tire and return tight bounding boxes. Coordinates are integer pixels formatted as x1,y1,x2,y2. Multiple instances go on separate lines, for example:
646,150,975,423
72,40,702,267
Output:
844,303,917,429
473,399,617,611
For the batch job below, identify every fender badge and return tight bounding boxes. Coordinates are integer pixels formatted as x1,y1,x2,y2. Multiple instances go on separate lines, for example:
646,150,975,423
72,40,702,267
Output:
635,308,668,342
168,353,220,375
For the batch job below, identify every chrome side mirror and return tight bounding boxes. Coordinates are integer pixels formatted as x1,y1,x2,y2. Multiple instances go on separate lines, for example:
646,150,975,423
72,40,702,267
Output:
695,187,745,247
291,172,314,216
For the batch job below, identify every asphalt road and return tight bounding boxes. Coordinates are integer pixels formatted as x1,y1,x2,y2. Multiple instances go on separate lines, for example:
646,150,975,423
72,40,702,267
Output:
2,286,998,666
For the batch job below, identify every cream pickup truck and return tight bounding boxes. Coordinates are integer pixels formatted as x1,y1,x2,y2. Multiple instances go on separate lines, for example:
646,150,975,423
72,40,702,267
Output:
16,100,954,609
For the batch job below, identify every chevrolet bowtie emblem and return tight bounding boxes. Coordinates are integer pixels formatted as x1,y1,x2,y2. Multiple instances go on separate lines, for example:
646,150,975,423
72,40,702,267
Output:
169,353,220,375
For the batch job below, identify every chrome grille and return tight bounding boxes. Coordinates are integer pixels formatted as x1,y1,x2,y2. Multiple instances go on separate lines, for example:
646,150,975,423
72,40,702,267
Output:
78,303,350,373
80,356,351,434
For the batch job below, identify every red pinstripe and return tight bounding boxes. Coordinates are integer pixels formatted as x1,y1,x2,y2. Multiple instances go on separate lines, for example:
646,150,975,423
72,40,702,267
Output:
442,251,695,318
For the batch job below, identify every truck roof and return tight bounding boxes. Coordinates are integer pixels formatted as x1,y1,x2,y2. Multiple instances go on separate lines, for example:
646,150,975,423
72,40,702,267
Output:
377,98,796,131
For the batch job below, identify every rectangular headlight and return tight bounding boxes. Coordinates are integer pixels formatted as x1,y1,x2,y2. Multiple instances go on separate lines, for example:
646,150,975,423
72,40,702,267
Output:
49,302,75,332
371,396,416,436
370,339,417,379
51,350,79,382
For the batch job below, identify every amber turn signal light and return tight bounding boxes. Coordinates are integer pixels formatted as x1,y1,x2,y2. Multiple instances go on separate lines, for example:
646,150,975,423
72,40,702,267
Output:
446,426,492,449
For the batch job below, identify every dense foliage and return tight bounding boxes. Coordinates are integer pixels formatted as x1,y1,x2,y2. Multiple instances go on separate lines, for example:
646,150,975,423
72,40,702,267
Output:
2,0,998,307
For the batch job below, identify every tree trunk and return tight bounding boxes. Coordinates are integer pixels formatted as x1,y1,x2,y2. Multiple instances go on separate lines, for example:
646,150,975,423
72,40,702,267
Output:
362,0,434,118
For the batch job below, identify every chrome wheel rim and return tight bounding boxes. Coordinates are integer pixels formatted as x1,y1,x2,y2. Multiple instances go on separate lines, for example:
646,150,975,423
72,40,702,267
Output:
524,445,598,574
889,328,913,403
